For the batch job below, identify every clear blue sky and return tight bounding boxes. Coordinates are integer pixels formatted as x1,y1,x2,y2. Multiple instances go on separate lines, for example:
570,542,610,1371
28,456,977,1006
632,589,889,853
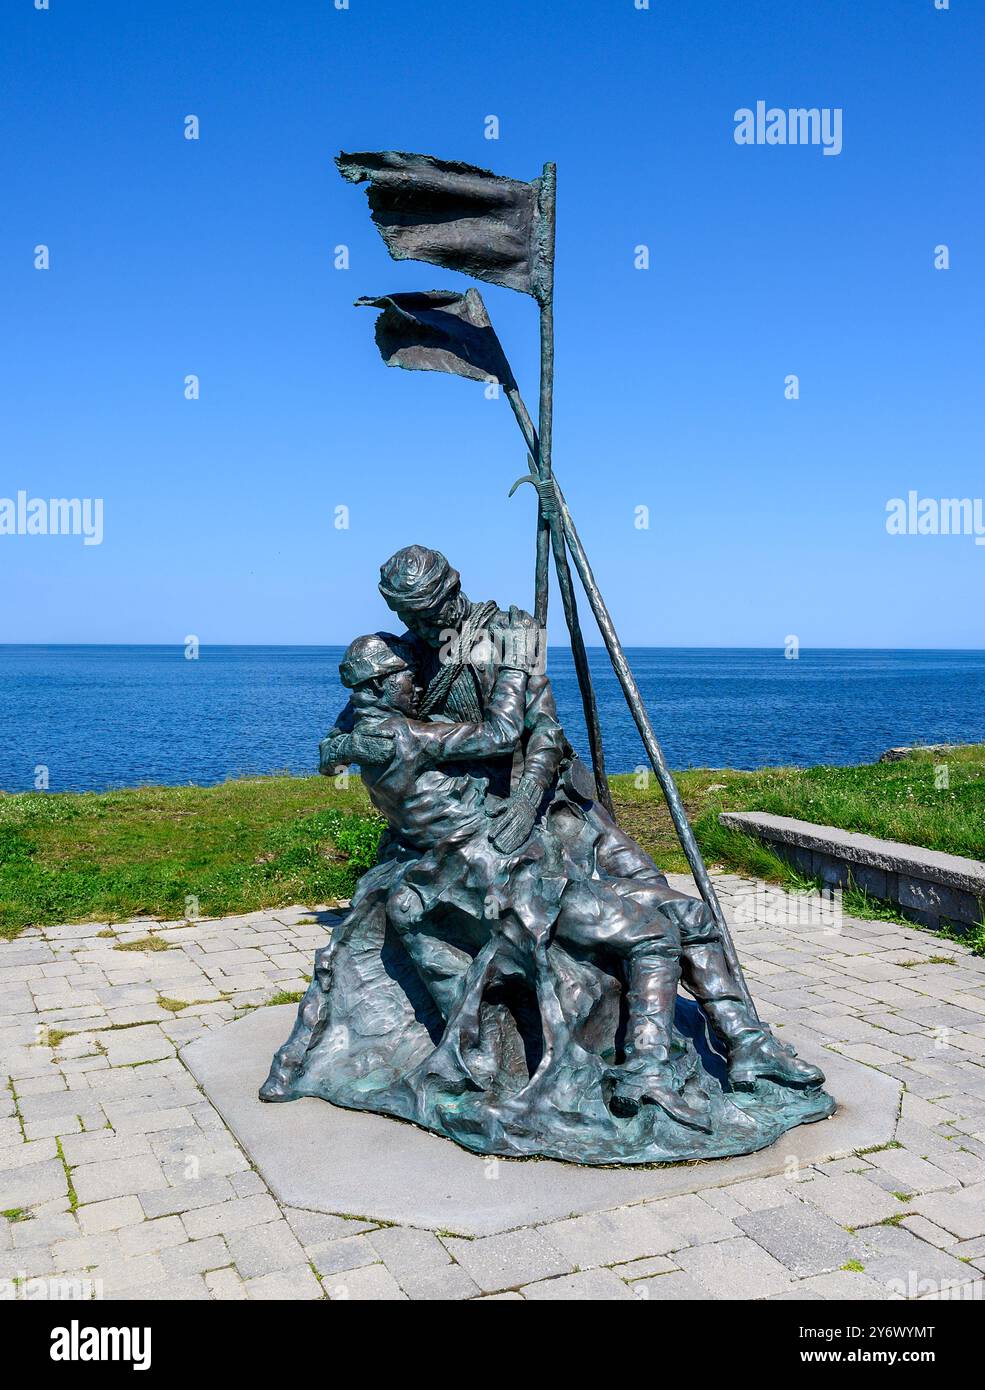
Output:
2,0,982,648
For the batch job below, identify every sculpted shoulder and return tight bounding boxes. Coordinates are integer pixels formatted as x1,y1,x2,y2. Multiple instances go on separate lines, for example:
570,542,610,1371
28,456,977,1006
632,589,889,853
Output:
486,603,533,631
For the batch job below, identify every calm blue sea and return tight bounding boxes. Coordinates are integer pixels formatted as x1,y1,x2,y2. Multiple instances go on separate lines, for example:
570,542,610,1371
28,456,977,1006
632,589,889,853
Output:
1,646,983,794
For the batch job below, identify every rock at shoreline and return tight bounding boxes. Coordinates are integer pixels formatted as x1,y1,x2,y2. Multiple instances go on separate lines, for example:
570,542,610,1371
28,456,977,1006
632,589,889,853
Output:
879,743,963,763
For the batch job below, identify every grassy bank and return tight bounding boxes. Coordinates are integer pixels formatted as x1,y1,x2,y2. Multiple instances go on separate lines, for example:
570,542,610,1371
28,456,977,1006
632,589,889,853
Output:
1,745,982,941
0,777,383,940
611,743,985,878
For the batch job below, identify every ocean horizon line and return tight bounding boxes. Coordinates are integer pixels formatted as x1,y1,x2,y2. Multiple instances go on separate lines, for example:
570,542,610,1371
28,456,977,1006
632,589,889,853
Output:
3,643,984,655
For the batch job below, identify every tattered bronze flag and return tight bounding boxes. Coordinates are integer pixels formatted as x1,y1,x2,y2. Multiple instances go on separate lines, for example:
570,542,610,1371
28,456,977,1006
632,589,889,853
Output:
336,151,551,303
355,289,516,388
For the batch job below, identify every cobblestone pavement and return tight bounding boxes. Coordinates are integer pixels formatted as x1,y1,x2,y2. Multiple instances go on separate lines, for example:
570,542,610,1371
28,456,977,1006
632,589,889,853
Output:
3,874,985,1302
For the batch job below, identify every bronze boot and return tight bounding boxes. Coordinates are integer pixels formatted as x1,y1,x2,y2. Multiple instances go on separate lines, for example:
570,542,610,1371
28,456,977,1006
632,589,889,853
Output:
607,949,712,1132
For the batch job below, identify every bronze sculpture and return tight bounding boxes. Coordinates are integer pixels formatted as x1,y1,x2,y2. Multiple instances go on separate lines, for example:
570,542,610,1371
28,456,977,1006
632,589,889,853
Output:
260,151,835,1162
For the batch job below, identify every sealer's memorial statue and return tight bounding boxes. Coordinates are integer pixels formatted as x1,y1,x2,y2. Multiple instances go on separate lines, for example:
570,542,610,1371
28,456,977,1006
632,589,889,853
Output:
260,151,835,1163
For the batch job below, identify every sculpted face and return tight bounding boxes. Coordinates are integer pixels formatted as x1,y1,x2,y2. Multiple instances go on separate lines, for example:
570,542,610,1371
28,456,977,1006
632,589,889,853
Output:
396,591,468,647
378,666,421,717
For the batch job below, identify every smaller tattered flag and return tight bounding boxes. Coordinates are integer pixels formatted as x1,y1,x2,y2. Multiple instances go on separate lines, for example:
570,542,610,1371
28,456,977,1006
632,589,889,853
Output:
355,289,517,390
337,151,551,304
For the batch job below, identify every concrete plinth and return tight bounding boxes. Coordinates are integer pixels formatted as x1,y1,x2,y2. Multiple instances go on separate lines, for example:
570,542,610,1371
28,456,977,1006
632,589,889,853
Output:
181,1005,901,1239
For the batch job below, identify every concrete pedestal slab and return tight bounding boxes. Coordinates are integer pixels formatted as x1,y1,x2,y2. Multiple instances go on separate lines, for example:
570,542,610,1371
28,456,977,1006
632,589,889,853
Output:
181,1004,901,1238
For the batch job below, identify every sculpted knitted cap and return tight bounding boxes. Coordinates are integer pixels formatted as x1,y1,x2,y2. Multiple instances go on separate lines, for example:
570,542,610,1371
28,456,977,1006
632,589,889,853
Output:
339,632,414,689
378,544,461,614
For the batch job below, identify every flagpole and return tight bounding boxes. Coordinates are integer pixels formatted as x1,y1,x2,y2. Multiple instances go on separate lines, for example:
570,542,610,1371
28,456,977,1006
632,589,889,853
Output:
504,397,759,1021
533,162,556,632
529,164,614,815
338,147,754,1015
508,391,614,816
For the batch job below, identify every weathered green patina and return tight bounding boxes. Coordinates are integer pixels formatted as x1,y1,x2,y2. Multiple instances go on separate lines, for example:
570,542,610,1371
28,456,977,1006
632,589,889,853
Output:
260,151,835,1163
261,552,834,1162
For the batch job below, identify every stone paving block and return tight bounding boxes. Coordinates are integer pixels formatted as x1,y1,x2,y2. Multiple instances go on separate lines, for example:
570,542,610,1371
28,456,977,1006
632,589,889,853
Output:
86,1253,167,1296
324,1261,406,1301
0,1120,23,1148
629,1270,714,1300
367,1224,448,1277
51,1232,124,1272
859,1166,917,1197
124,1274,211,1301
225,1218,306,1278
282,1206,376,1246
139,1175,236,1220
521,1268,637,1300
152,1135,250,1184
59,1132,152,1168
610,1255,678,1280
950,1236,985,1260
726,1175,807,1212
801,1173,906,1228
901,1003,985,1030
308,1234,378,1277
539,1205,680,1269
72,1155,168,1206
675,1237,795,1299
0,1245,57,1281
77,1196,145,1236
367,1224,480,1300
229,1170,267,1199
819,1155,873,1177
443,1229,572,1294
930,1150,985,1186
160,1236,229,1277
245,1263,324,1300
179,1191,279,1238
918,1278,985,1300
641,1192,740,1246
0,1158,67,1210
859,1224,978,1297
101,1027,175,1067
0,1138,58,1172
909,1182,985,1240
397,1261,481,1301
900,1215,954,1248
836,1043,909,1069
60,1056,109,1076
798,1269,892,1300
118,1216,187,1257
112,1106,196,1136
700,1187,748,1218
23,1113,86,1142
15,1075,67,1097
9,1211,78,1249
17,1090,103,1126
205,1266,247,1300
736,1202,867,1277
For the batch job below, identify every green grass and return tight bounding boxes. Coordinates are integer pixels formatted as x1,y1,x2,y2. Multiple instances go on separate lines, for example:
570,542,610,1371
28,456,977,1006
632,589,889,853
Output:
268,990,306,1006
0,775,383,940
612,746,985,954
610,743,985,877
55,1137,78,1212
2,745,982,942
